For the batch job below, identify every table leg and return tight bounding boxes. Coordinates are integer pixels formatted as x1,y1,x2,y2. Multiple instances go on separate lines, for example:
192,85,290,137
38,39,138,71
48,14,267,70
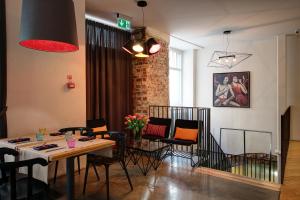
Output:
66,157,75,200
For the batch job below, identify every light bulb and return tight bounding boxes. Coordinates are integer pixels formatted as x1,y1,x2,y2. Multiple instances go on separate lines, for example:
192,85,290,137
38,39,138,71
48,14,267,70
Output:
233,58,237,62
135,53,149,58
132,43,144,53
225,59,229,63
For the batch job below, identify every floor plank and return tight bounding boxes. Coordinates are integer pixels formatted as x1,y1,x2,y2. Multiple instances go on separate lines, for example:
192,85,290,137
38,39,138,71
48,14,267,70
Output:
280,141,300,200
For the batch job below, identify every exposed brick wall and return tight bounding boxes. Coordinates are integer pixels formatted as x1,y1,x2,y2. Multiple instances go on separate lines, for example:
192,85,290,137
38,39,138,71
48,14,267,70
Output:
132,37,169,115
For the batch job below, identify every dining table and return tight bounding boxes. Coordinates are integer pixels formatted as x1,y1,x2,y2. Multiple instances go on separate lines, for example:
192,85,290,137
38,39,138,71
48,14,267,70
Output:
0,133,115,200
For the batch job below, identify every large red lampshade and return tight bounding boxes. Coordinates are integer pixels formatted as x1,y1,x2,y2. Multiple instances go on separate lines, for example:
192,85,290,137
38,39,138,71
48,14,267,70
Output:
19,0,79,52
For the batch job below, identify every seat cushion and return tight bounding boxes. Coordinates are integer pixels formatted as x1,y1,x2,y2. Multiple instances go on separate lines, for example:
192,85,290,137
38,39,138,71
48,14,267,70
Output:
0,177,47,199
142,134,164,141
92,125,108,132
144,123,166,138
174,127,198,142
162,138,196,146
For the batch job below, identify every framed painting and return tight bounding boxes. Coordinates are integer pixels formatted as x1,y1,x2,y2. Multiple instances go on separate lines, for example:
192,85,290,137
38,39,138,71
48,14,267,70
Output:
213,71,250,108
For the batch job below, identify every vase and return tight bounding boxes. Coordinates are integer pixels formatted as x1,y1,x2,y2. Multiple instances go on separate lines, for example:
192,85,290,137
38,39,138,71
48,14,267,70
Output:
133,129,142,142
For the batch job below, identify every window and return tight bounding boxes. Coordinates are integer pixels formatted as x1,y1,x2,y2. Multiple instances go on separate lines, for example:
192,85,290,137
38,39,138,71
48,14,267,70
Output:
169,48,183,106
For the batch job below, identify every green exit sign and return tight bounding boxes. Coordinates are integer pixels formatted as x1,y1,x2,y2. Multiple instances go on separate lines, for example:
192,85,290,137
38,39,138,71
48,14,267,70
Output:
117,18,131,30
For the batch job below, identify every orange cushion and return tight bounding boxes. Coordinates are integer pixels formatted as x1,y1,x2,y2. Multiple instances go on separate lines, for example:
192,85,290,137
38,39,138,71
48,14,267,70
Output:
92,125,107,132
174,127,198,142
103,134,110,139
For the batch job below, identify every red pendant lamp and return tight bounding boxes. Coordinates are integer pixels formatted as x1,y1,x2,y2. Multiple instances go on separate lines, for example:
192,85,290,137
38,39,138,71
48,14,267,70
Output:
19,0,79,52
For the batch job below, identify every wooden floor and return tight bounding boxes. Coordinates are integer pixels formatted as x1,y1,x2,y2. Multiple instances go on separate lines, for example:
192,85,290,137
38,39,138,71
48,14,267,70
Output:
49,157,279,200
280,141,300,200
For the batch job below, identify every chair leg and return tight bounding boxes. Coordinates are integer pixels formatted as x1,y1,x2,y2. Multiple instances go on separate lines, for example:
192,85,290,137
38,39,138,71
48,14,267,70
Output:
120,160,133,191
53,161,59,184
77,156,81,174
83,161,90,194
190,145,194,167
92,162,100,181
104,164,110,200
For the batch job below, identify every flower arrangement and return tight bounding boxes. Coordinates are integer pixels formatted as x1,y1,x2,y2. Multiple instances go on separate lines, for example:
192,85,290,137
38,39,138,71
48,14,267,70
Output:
125,113,148,140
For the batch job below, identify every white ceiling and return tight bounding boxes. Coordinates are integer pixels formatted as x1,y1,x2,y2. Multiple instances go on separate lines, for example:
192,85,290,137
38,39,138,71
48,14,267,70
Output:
86,0,300,49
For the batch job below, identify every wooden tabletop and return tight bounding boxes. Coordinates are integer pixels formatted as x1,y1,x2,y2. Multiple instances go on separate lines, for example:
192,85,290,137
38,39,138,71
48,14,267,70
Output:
0,134,115,162
18,138,115,161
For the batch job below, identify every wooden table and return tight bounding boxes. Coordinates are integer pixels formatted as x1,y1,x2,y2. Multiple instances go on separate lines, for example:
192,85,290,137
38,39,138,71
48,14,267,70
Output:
0,136,115,200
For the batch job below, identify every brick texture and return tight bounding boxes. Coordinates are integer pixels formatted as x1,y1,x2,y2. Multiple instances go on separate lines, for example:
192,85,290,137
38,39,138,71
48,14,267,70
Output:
132,36,169,115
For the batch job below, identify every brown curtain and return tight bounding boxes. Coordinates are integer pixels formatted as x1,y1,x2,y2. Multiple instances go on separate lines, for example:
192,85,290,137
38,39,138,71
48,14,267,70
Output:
0,0,7,138
86,20,132,131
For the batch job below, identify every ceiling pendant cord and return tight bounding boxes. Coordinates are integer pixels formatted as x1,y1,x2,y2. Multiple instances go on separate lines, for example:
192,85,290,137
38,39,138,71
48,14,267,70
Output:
226,33,230,56
142,7,145,27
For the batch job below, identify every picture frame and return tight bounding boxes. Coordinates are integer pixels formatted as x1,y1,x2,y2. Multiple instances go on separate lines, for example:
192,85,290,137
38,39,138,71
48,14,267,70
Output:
213,71,250,108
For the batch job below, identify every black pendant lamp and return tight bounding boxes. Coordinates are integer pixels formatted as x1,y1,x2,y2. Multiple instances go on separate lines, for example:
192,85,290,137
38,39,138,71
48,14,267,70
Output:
122,0,161,58
19,0,79,52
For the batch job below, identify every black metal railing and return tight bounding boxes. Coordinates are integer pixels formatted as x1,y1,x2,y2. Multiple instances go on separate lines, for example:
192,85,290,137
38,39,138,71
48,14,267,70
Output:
149,105,229,168
219,128,277,182
148,106,277,183
281,106,291,183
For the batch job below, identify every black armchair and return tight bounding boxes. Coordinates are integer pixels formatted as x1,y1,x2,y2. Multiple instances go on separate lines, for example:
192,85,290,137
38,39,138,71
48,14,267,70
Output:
142,117,172,141
163,119,201,166
0,147,48,200
83,132,133,200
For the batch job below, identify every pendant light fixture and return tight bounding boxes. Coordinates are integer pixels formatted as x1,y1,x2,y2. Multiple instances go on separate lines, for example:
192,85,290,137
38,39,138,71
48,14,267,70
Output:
122,0,161,58
19,0,79,52
208,30,252,68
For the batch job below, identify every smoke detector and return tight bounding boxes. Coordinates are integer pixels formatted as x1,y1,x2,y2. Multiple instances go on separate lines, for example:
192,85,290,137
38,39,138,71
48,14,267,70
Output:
136,0,147,7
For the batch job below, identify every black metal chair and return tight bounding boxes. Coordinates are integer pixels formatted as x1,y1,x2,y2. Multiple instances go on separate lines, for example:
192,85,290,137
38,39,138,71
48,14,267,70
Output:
53,127,90,184
87,118,109,139
162,119,201,167
85,119,110,181
142,117,172,141
83,132,133,200
0,147,48,199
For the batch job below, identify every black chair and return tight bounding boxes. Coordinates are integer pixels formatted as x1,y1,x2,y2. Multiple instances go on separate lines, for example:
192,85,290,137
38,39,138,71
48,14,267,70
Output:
162,119,201,167
53,127,90,184
87,118,109,139
142,117,172,141
0,147,48,199
83,132,133,200
86,119,110,181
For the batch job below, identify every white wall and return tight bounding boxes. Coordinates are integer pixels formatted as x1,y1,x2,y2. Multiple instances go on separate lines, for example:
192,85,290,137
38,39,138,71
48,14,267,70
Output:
287,35,300,140
6,0,86,137
196,38,278,154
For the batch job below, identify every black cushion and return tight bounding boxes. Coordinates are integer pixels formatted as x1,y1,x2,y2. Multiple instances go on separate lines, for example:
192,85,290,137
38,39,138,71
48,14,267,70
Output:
146,117,172,138
162,138,197,146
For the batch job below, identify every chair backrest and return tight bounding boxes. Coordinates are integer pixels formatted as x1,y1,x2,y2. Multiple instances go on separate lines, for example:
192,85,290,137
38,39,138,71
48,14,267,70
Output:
0,148,19,184
106,132,126,161
86,118,107,128
59,127,90,135
173,119,200,140
0,148,48,199
148,117,172,138
86,119,108,137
